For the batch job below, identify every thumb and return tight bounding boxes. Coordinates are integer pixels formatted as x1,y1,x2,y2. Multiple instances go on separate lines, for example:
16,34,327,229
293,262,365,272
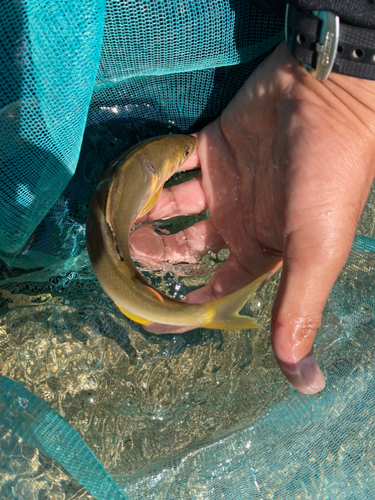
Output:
271,222,354,394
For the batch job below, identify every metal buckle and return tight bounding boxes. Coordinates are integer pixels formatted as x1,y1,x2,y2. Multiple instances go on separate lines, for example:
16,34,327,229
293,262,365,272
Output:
312,10,340,80
285,5,340,81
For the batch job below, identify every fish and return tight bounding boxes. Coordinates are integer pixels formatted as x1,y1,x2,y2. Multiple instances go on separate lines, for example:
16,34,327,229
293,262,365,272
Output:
86,134,269,331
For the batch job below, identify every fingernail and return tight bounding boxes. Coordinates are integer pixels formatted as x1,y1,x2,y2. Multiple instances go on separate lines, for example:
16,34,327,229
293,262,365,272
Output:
279,354,326,394
299,355,325,392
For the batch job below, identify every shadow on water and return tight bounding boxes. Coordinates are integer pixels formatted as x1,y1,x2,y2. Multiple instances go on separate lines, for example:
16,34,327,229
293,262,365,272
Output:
62,288,224,359
87,311,224,358
139,327,223,356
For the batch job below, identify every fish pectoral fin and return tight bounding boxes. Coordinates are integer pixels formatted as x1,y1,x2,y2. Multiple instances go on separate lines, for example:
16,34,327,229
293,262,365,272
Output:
201,272,271,330
115,303,152,325
146,285,164,302
138,185,163,218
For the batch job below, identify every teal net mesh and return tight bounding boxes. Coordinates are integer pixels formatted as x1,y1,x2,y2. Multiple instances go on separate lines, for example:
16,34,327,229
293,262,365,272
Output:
0,1,374,499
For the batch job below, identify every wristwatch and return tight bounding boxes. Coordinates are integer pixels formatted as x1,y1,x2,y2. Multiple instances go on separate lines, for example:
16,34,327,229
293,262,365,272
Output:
285,3,375,81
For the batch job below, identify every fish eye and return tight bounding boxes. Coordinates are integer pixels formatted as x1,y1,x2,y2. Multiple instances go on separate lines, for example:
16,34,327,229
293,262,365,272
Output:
184,148,190,157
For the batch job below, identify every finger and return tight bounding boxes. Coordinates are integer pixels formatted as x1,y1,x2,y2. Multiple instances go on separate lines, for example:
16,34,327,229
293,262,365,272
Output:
144,244,282,334
271,219,354,395
136,176,208,223
143,260,254,334
129,218,225,264
143,250,282,334
184,247,282,304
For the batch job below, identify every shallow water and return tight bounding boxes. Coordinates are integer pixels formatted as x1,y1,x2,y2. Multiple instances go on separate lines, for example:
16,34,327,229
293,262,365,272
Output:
0,182,374,499
0,254,283,459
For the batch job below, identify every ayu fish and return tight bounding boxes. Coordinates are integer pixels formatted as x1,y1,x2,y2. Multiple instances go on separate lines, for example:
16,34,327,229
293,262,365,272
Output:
86,134,268,330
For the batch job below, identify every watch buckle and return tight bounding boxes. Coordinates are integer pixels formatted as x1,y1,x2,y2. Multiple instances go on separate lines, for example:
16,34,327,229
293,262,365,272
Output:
285,5,340,81
311,10,340,80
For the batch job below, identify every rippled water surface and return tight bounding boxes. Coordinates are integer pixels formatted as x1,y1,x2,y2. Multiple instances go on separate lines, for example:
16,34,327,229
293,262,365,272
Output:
0,242,286,498
0,181,374,499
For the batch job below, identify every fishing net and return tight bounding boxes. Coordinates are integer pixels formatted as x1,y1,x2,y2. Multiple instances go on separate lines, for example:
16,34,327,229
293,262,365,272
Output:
0,0,374,499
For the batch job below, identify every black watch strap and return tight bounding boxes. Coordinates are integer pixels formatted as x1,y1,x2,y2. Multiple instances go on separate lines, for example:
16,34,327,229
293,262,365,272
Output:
285,3,375,80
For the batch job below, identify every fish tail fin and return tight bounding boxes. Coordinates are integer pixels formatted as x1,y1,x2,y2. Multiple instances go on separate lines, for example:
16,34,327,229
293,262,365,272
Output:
201,272,271,330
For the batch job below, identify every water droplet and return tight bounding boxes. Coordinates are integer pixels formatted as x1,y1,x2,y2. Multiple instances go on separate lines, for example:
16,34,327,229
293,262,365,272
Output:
18,397,28,409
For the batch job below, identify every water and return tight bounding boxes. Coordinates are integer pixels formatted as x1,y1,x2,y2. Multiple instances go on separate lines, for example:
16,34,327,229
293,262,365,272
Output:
0,241,285,497
0,182,374,499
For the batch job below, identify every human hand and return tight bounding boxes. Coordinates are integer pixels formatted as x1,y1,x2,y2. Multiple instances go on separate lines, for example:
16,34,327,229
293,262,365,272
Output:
130,42,375,394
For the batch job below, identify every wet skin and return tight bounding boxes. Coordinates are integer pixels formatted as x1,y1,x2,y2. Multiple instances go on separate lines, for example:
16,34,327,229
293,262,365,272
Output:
130,42,375,394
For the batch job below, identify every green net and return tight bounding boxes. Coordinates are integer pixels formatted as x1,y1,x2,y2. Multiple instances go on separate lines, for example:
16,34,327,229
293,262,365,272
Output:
0,0,374,499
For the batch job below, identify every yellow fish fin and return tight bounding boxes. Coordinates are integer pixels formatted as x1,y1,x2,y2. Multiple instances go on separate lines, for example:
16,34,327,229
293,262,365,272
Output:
201,272,271,330
115,302,152,325
139,185,163,218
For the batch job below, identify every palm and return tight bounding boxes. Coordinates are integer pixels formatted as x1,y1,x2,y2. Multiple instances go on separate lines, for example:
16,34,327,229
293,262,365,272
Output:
130,42,375,393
